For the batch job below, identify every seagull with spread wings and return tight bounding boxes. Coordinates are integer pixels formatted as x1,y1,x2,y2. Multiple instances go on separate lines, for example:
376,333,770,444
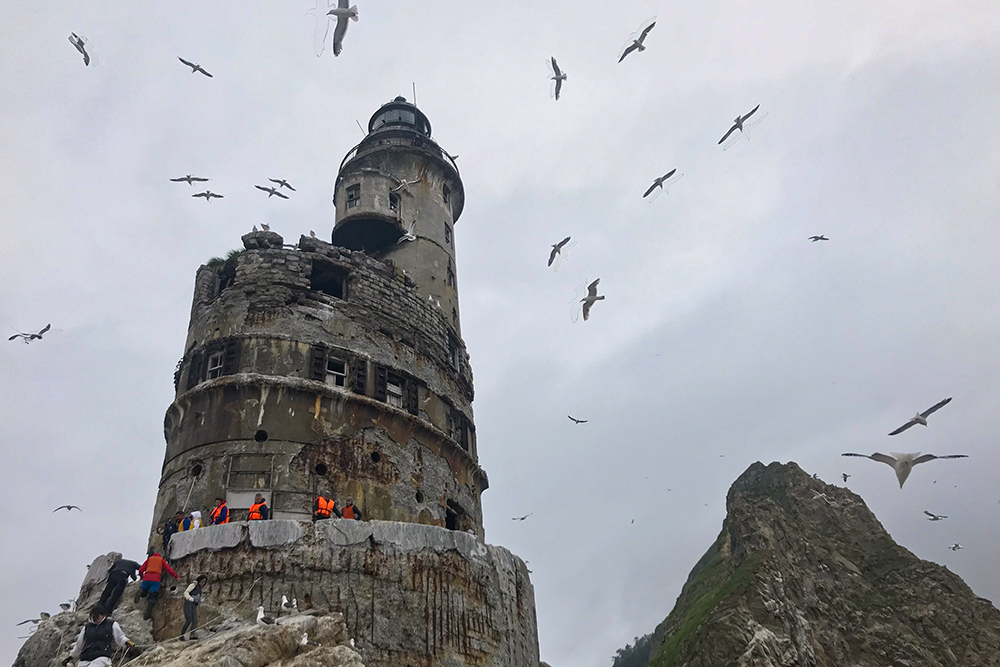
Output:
809,235,829,242
170,175,209,186
924,511,948,521
255,185,290,200
948,543,964,551
580,279,604,321
512,513,532,521
618,18,656,63
567,415,588,424
328,1,359,56
391,178,422,195
548,237,572,267
547,57,567,100
396,221,417,244
841,451,968,488
841,473,851,483
269,178,296,191
888,397,952,435
643,169,682,199
192,191,224,202
53,505,82,512
178,57,212,77
9,324,51,344
718,105,761,145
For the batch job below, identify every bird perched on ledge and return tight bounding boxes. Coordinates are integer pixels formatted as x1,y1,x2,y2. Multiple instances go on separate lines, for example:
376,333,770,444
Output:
256,606,276,625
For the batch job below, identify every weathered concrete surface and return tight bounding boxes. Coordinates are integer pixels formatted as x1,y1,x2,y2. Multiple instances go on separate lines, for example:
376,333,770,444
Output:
156,519,539,667
170,523,246,559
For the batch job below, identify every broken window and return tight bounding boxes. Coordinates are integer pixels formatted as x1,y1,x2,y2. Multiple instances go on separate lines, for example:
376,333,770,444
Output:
310,260,346,299
445,499,467,532
389,192,400,213
350,359,367,394
206,352,224,380
326,358,347,387
186,352,204,390
217,265,236,295
346,184,360,209
444,224,452,245
222,339,240,375
227,454,274,490
446,259,456,289
448,336,460,370
386,374,404,408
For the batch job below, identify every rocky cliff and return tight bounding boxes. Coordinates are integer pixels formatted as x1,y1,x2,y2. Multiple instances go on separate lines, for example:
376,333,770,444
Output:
641,462,1000,667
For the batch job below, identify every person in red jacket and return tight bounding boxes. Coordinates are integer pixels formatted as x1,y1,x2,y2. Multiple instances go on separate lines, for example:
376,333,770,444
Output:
136,549,178,620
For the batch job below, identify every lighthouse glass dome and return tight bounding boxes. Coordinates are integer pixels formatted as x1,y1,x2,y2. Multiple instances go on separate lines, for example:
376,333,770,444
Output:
369,96,431,136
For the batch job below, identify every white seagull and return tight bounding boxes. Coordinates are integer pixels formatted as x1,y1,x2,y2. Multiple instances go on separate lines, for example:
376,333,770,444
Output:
580,279,604,321
396,221,416,244
618,18,656,63
948,543,964,551
841,473,851,483
548,237,572,267
718,105,761,145
547,57,567,100
643,169,682,199
924,511,948,521
192,191,224,202
328,0,359,57
269,178,295,191
256,606,276,625
841,452,968,488
178,57,213,77
255,185,289,200
68,33,95,66
170,175,209,186
9,324,52,344
281,595,298,612
391,178,421,195
888,397,952,436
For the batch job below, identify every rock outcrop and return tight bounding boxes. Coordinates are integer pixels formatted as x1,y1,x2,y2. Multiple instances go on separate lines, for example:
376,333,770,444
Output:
644,462,1000,667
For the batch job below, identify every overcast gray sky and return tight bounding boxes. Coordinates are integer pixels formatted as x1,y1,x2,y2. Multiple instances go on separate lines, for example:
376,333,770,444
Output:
3,1,1000,665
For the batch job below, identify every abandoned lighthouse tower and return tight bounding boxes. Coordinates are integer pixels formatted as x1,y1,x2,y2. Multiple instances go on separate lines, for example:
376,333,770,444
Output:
153,97,539,667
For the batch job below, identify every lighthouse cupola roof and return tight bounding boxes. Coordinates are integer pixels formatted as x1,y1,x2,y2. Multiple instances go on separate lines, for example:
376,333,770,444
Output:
368,96,431,137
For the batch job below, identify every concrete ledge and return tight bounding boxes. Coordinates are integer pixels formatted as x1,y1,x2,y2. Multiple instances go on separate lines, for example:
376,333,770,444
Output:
249,518,304,547
169,522,245,560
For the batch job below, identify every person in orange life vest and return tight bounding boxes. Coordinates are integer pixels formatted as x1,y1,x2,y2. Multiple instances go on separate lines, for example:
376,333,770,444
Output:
248,494,269,520
313,495,340,521
209,497,229,525
136,549,178,620
341,497,362,520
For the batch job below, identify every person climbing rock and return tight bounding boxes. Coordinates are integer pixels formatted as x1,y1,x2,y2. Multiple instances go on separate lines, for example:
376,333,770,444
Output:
68,604,134,667
180,575,208,640
136,549,178,620
97,557,139,612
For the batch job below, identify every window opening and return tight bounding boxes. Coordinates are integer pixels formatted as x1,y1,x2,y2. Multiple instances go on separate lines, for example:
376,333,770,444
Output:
206,352,224,380
254,430,269,443
386,375,404,408
346,184,360,209
448,337,460,370
389,192,400,213
371,451,381,463
227,454,274,490
218,266,236,294
310,260,345,299
315,463,328,476
326,358,347,387
446,508,457,531
444,224,452,245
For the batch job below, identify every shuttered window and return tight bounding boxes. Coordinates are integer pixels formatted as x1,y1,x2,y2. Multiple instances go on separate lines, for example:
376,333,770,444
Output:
309,346,328,381
186,353,204,390
405,380,419,415
350,359,367,395
222,339,240,375
374,365,388,402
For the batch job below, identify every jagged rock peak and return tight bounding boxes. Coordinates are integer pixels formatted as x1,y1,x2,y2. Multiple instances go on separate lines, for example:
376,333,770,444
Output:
644,461,1000,667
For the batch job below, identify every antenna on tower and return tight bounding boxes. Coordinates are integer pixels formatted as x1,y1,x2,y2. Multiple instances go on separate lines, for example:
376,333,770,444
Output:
412,82,417,106
355,119,365,136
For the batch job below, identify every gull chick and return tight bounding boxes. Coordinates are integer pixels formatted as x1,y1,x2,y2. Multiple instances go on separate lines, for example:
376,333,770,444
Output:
841,452,968,488
580,279,604,321
888,397,952,435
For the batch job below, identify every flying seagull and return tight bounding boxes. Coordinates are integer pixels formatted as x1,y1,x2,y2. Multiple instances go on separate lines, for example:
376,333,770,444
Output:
548,237,572,267
718,105,761,145
53,505,82,512
512,513,532,521
170,175,209,186
618,18,656,63
924,511,948,521
567,415,588,424
841,473,851,483
192,191,224,202
269,178,296,191
68,33,94,66
809,235,829,242
256,607,276,625
9,324,52,344
948,543,964,551
888,397,952,435
547,57,567,100
581,279,605,321
643,169,680,198
397,221,417,244
16,616,48,626
391,178,421,194
255,185,289,199
841,452,968,488
328,1,359,57
178,57,212,77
